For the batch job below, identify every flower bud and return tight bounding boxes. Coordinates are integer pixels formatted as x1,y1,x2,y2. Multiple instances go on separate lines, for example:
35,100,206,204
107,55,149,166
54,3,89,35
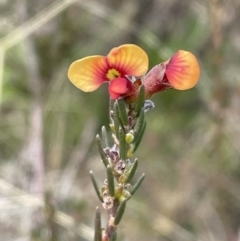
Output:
125,132,134,144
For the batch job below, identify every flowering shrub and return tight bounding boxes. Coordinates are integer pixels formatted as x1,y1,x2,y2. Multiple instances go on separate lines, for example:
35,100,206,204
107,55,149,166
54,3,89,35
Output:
68,44,200,241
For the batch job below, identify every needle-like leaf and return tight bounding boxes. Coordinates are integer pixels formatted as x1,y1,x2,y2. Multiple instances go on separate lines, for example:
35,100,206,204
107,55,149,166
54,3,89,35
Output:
96,134,109,167
101,126,109,148
119,126,127,160
134,85,145,116
113,101,120,139
125,158,138,183
114,200,127,225
117,99,128,128
90,170,103,203
107,165,115,197
130,173,145,196
94,207,102,241
133,121,146,153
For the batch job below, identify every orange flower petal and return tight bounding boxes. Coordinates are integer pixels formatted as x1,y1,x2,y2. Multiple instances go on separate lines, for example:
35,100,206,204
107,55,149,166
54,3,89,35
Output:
165,50,200,90
68,55,108,92
107,44,149,77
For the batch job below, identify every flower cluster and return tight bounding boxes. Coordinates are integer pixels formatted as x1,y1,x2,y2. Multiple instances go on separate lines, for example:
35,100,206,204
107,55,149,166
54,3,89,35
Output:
68,44,200,100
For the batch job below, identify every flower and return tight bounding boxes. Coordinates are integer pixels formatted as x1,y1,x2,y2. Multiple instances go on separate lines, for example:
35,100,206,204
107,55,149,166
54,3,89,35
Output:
68,44,149,99
143,50,200,98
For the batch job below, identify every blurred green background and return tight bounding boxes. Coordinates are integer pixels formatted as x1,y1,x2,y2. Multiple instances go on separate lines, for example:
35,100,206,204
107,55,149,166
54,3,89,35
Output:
1,0,240,240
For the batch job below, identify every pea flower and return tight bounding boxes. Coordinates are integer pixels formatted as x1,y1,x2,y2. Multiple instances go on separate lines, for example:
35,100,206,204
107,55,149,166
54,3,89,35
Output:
143,50,200,98
68,44,149,99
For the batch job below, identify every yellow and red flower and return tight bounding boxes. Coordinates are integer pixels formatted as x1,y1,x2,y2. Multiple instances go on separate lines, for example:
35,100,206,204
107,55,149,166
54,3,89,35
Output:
68,44,149,99
68,45,200,100
143,50,200,98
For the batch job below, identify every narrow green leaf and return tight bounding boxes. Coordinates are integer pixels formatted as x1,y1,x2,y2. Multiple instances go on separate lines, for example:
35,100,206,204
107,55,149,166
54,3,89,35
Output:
113,101,120,139
96,134,109,167
117,99,128,127
109,98,114,109
114,200,127,225
130,173,145,196
94,207,102,241
107,165,115,197
134,85,145,116
101,126,109,148
90,170,103,203
119,126,127,160
133,121,146,153
134,108,144,135
125,158,138,183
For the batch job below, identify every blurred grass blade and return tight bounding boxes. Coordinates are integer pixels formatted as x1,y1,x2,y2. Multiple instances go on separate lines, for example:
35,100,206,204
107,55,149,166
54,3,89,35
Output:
130,173,145,196
134,85,145,116
90,170,103,203
0,0,76,50
96,134,109,167
125,158,138,183
0,47,4,105
101,126,109,148
114,200,127,225
94,207,102,241
119,126,127,160
117,99,128,128
107,165,115,197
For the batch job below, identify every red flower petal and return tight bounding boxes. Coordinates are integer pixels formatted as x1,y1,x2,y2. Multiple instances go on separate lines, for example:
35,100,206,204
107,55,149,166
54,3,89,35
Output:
108,77,129,99
108,89,120,100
